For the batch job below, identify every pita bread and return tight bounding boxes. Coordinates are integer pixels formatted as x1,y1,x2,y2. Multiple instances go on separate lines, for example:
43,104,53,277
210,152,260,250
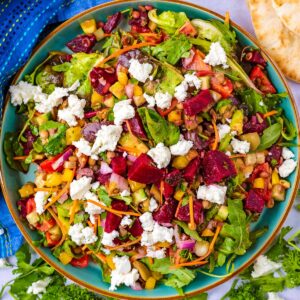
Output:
272,0,300,36
248,0,300,82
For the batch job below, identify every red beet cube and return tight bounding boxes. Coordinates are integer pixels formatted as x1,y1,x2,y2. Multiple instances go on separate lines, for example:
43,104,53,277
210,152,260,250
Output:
153,199,177,225
89,67,117,95
125,114,147,139
244,190,265,213
111,156,127,176
162,182,174,199
176,200,203,224
104,200,128,233
128,219,143,237
165,169,182,187
183,157,200,183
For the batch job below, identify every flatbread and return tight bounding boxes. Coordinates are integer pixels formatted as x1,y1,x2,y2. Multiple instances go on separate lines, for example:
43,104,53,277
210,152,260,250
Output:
248,0,300,82
272,0,300,36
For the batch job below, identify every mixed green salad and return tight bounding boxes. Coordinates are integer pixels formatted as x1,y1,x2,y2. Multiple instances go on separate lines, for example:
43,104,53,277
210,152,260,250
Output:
5,5,298,295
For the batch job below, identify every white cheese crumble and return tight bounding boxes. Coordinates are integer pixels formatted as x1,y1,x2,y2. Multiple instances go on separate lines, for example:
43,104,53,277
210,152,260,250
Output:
113,99,135,125
73,138,98,160
58,94,86,127
170,135,193,156
184,73,202,89
120,215,132,227
154,91,173,110
68,223,98,246
141,222,174,247
70,176,92,200
147,143,171,169
278,159,297,178
268,292,284,300
139,212,155,231
120,190,131,197
34,191,49,215
91,125,122,155
102,230,119,247
197,184,227,205
231,138,250,154
27,277,52,295
282,147,295,160
174,73,201,102
146,247,166,259
143,93,155,107
149,197,158,212
91,181,100,190
109,256,139,291
84,191,104,224
251,255,282,278
203,41,228,68
128,59,153,83
217,124,231,140
0,258,9,268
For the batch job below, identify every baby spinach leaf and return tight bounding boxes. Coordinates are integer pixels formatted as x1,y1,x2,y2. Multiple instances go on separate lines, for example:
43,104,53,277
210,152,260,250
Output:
175,220,202,242
237,88,267,115
257,123,282,150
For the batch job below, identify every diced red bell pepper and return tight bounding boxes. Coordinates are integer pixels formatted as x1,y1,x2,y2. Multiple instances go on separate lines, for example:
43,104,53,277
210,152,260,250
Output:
40,154,61,173
210,76,233,98
129,219,143,237
26,198,36,215
104,200,128,233
182,48,211,72
250,66,276,94
153,199,177,225
178,21,197,37
70,254,89,268
244,189,265,213
183,157,201,183
183,89,214,116
36,218,56,232
110,156,127,176
128,154,164,184
157,99,178,117
45,232,60,247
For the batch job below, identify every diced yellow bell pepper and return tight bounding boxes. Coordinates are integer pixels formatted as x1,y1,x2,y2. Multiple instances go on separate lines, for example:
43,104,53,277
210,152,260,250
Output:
174,189,185,201
45,172,63,187
272,170,280,185
145,277,156,290
133,85,143,96
150,184,160,201
18,183,35,198
230,110,244,135
109,82,125,99
172,156,189,169
128,179,146,192
106,254,115,270
168,109,182,124
117,72,128,86
80,19,97,34
91,90,104,108
133,95,146,107
253,177,265,189
62,169,74,182
201,228,215,237
66,127,81,145
59,252,73,265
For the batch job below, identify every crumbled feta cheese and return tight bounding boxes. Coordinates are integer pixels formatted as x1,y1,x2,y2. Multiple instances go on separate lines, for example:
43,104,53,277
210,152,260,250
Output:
91,181,100,190
170,135,193,156
68,223,98,246
102,230,119,246
231,138,250,154
139,212,155,231
70,176,92,200
84,191,104,224
230,130,237,136
128,59,153,83
251,255,282,278
27,277,52,295
113,99,135,125
141,223,174,246
121,215,132,227
184,73,202,89
146,247,166,259
203,41,228,68
143,93,156,107
278,159,297,178
154,91,173,109
0,258,9,268
58,94,86,126
259,101,264,107
109,256,139,291
120,190,130,197
91,125,122,155
73,138,98,160
174,73,201,102
282,147,295,160
197,184,227,205
149,197,158,212
217,124,231,140
34,191,49,215
268,292,284,300
147,143,171,169
225,151,232,156
0,228,4,235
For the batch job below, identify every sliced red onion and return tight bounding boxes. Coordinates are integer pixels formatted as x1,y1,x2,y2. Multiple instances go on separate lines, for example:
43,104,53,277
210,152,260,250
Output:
160,222,173,227
84,111,100,118
100,161,113,174
131,282,143,291
127,155,137,162
51,148,73,171
110,172,129,192
178,239,196,250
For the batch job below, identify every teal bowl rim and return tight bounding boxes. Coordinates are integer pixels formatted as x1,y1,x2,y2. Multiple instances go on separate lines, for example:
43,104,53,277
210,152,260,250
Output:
1,0,299,299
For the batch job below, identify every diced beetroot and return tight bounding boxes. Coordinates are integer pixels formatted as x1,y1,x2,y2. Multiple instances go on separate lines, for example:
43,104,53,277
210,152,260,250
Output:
96,173,111,184
203,150,237,184
111,156,127,176
183,89,214,116
128,154,164,184
66,34,96,53
103,12,122,33
243,49,267,67
17,199,29,218
176,200,203,224
129,219,143,237
244,190,265,213
183,157,200,183
23,130,36,155
266,145,282,166
124,114,147,139
89,67,117,95
153,199,177,225
254,188,272,202
243,115,267,135
165,169,182,187
104,200,128,233
182,48,211,72
162,182,174,199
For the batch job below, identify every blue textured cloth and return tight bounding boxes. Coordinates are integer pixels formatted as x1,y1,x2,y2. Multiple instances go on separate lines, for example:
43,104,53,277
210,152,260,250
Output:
0,0,110,258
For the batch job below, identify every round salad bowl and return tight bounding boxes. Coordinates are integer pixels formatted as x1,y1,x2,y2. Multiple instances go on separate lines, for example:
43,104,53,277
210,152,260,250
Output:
1,0,299,299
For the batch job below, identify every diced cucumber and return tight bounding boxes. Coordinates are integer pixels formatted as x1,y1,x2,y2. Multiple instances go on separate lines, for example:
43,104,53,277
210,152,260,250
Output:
200,76,211,90
215,205,229,221
133,189,147,205
26,211,40,225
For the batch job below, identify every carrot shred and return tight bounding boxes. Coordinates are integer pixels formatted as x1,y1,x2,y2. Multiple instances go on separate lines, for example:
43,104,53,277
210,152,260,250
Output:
97,42,156,66
87,220,94,228
13,156,28,160
175,198,183,218
94,252,107,263
230,154,247,159
69,199,78,225
159,181,164,206
188,195,196,230
175,249,181,265
86,199,141,217
225,11,230,24
211,119,219,150
34,187,59,192
45,182,70,210
263,110,278,118
105,236,142,250
82,245,88,251
97,215,101,227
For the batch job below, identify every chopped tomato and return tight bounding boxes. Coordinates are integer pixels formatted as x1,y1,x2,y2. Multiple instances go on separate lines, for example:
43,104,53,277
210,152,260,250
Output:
196,70,214,77
70,254,89,268
40,154,62,173
250,163,270,183
210,76,233,98
254,188,272,202
250,66,276,94
45,232,60,247
178,21,197,37
157,99,178,117
26,198,36,215
182,48,211,72
36,218,56,232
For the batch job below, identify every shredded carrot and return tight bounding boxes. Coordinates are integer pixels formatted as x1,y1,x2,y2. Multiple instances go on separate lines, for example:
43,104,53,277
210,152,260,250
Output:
69,199,79,225
82,245,88,251
87,199,141,217
263,110,278,118
93,252,107,263
171,260,208,268
13,156,28,160
230,154,247,159
159,181,164,206
34,187,59,192
87,220,94,228
188,195,196,230
175,199,183,218
175,249,181,265
211,119,219,150
148,257,153,265
97,42,156,66
97,215,101,227
105,237,142,250
86,250,93,255
45,182,70,210
225,11,230,24
125,120,134,137
93,220,97,234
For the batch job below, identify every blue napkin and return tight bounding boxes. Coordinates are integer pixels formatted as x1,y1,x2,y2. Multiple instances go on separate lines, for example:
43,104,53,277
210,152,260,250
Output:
0,0,110,258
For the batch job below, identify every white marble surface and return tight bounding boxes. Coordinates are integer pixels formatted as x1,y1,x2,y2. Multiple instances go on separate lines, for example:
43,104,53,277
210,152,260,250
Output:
0,0,299,299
